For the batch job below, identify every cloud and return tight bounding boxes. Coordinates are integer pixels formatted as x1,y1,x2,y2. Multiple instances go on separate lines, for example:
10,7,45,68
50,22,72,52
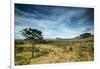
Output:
15,4,94,39
81,27,93,33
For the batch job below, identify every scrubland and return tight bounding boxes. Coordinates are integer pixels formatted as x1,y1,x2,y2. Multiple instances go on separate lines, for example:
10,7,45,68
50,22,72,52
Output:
15,37,94,65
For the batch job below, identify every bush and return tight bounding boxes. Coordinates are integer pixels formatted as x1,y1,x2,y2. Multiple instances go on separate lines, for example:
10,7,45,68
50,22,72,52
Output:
15,56,30,65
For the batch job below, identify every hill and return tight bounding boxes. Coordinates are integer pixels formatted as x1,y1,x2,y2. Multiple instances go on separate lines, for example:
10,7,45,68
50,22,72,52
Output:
75,33,94,39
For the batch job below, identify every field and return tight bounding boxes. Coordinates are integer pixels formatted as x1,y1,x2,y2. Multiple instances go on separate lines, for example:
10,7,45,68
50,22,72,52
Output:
15,37,94,65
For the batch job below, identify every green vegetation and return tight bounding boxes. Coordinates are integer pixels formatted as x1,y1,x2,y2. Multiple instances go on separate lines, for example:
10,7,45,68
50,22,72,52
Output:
20,28,44,58
15,36,94,65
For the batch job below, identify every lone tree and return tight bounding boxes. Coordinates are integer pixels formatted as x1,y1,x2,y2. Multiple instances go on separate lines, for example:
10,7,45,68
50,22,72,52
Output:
20,28,43,58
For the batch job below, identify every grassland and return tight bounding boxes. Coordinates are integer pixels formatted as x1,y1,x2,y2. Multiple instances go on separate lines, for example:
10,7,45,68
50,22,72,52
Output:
15,37,94,65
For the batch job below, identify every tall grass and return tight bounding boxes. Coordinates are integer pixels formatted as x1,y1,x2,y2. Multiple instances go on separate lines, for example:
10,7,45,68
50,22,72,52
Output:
15,37,94,65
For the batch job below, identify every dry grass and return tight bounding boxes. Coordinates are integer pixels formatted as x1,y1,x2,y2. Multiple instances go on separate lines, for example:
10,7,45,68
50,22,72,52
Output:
29,44,75,64
15,38,94,65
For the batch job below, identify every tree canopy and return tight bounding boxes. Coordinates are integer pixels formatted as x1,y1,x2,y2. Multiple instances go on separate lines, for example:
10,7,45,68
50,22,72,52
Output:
20,28,43,43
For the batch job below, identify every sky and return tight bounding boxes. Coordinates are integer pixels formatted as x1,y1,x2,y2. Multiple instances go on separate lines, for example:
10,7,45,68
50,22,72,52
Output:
15,4,94,39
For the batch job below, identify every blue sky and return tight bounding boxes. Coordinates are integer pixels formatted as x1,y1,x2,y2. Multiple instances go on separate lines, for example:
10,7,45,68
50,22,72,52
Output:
15,4,94,39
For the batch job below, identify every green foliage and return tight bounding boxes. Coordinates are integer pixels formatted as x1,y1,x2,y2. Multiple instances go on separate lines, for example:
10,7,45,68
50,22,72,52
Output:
75,44,94,61
20,28,43,42
15,56,30,65
15,40,24,45
78,33,93,39
20,28,44,58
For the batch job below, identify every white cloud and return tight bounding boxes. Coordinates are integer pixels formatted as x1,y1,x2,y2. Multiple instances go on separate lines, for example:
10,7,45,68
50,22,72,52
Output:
15,5,93,39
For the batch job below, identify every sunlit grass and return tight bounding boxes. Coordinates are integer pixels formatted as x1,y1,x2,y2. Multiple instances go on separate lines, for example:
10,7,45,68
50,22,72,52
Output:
15,38,94,65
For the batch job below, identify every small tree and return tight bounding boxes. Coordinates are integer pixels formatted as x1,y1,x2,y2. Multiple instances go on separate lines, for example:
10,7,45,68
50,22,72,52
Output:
20,28,43,58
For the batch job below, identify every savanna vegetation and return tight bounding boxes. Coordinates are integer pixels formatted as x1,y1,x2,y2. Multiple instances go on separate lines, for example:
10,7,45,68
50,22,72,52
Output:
15,28,94,65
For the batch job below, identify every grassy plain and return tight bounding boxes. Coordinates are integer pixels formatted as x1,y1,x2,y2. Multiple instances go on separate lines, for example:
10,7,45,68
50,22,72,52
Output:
15,37,94,65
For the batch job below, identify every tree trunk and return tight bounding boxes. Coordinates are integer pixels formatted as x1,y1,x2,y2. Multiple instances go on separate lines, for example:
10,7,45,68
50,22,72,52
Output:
32,42,35,58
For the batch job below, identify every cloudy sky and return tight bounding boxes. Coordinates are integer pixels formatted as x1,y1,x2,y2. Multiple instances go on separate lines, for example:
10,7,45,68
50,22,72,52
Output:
15,4,94,39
